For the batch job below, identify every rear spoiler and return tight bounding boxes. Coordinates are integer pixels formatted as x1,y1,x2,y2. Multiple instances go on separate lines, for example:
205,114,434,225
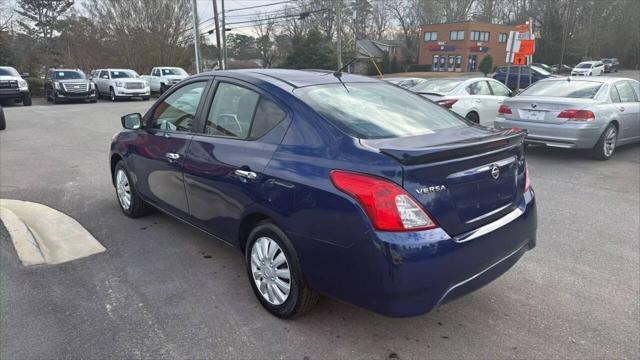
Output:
379,129,526,165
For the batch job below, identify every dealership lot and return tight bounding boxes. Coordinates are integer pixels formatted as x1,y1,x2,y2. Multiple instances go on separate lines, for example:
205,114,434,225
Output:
0,89,638,358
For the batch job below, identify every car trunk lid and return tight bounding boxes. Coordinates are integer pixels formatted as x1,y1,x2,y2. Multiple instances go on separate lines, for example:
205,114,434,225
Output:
503,96,596,124
362,128,526,235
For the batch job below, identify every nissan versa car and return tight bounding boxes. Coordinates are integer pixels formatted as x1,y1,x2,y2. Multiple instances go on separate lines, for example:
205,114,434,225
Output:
495,77,640,160
110,70,537,318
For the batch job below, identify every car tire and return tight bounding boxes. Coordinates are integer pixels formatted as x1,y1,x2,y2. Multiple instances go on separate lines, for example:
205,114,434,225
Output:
465,112,480,124
22,94,32,106
160,84,167,94
113,161,151,217
590,123,618,160
0,106,6,130
245,221,319,319
142,97,150,101
110,87,118,102
53,92,60,104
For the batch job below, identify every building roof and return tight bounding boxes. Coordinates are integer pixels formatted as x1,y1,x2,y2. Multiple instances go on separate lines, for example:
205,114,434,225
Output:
356,39,405,59
420,21,515,29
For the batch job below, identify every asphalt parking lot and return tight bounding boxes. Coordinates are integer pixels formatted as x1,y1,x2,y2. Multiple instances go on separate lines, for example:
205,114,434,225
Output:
1,86,639,358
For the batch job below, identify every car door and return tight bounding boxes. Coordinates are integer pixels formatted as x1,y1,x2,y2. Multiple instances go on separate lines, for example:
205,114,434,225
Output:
612,80,640,141
97,70,110,95
150,68,161,91
132,78,211,219
465,80,496,124
183,78,291,243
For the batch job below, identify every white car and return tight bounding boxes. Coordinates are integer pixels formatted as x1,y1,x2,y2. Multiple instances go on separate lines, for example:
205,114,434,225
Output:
571,61,605,76
140,67,188,94
411,77,513,126
92,69,150,101
0,66,32,106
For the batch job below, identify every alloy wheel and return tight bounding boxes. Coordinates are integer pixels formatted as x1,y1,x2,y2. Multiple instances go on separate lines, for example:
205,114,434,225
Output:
250,236,291,305
116,169,131,210
603,127,617,157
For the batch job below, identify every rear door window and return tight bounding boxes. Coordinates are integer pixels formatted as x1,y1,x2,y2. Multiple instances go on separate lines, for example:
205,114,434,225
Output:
488,81,512,96
249,98,286,139
206,82,260,138
467,80,492,95
615,81,637,102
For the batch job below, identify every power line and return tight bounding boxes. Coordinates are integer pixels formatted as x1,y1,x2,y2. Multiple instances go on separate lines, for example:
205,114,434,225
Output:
224,0,295,13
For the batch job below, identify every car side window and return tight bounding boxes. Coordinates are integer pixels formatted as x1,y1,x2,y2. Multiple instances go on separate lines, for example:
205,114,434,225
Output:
488,81,511,96
629,81,640,102
610,85,622,103
250,98,287,139
150,81,207,132
152,69,160,77
615,81,636,102
205,82,260,138
467,81,492,95
100,71,109,79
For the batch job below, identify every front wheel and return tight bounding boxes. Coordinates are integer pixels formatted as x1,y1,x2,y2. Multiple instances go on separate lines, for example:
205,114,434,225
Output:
0,106,6,130
110,88,118,102
160,84,167,94
113,161,151,217
22,93,32,106
245,221,319,319
590,123,618,160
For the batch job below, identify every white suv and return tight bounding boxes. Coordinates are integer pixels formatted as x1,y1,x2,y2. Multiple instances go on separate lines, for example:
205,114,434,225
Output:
92,69,150,101
0,66,32,106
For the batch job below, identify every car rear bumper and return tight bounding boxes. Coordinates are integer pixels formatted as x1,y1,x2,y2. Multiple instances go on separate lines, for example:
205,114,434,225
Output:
294,189,537,317
494,117,603,149
0,89,29,100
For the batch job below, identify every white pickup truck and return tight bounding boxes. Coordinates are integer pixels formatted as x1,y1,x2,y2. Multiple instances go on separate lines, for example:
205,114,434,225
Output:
140,67,189,94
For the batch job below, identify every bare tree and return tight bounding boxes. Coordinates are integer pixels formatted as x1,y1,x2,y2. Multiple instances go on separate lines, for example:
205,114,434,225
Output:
253,13,277,68
0,0,13,31
84,0,193,72
370,1,390,39
386,0,421,63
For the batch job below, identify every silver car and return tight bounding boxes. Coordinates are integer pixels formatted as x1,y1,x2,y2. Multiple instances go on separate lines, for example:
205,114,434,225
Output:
494,77,640,160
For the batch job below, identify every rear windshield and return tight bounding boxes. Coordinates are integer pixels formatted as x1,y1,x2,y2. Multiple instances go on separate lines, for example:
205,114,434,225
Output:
520,80,602,99
0,67,20,76
294,83,466,139
410,79,463,94
54,71,85,80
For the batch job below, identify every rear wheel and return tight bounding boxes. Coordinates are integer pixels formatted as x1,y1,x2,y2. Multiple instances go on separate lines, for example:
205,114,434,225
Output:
113,161,151,217
590,123,618,160
245,221,319,319
465,112,480,124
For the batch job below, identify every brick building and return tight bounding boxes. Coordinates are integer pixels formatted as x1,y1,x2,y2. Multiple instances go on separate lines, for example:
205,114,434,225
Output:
418,21,517,72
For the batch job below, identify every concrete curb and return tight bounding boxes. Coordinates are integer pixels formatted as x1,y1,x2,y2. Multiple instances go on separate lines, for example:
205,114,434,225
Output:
0,199,106,265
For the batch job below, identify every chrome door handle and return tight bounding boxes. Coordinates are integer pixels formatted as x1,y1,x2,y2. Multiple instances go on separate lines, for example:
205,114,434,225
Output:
165,152,180,162
234,169,257,180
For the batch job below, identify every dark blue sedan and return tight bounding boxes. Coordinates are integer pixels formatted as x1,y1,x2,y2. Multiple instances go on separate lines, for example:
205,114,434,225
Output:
110,69,537,318
493,65,553,90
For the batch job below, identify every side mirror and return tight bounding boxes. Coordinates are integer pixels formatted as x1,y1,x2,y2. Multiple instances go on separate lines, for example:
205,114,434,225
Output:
121,113,143,130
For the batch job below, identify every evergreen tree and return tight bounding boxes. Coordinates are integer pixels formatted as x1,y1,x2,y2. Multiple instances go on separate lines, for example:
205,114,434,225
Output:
479,55,494,76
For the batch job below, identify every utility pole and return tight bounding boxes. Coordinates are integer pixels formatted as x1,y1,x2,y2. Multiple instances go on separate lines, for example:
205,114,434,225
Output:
221,0,227,70
336,1,342,69
212,0,222,70
191,0,201,73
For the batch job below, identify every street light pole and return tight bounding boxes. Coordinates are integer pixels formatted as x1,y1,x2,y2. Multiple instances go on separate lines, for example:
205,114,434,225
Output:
336,1,342,69
212,0,222,70
191,0,201,73
221,0,227,70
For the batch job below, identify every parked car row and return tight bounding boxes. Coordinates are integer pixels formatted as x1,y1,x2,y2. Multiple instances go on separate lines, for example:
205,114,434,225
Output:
403,74,639,160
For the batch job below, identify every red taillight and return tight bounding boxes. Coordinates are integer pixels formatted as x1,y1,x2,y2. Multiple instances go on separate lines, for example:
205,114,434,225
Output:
436,99,458,109
498,104,512,114
330,170,438,232
524,161,531,192
557,109,595,121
